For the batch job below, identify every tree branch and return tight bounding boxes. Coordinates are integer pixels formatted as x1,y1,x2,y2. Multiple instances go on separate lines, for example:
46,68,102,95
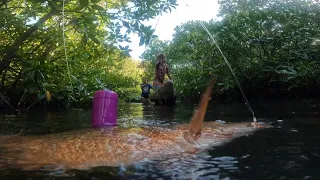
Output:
0,93,15,110
0,0,71,73
0,8,57,72
0,0,9,8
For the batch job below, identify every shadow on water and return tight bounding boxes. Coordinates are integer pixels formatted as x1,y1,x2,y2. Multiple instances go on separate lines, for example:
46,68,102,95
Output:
0,99,320,179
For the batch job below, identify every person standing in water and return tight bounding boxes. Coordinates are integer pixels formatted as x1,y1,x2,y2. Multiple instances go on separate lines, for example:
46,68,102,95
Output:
140,79,152,100
154,53,171,89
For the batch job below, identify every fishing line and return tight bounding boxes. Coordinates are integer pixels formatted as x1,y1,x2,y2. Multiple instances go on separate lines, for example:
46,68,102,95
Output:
198,21,257,122
62,0,75,100
62,0,84,123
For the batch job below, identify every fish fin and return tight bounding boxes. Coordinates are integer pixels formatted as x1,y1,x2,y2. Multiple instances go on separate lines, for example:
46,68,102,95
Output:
186,77,217,141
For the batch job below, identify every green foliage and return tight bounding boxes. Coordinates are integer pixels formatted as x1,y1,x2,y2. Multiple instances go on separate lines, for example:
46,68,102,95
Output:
0,0,178,109
142,0,320,100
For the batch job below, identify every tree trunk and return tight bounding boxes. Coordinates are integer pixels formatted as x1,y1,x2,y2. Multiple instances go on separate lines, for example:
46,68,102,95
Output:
1,69,6,92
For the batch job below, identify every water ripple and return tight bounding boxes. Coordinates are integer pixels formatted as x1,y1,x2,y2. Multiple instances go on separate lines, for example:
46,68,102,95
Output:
122,152,240,179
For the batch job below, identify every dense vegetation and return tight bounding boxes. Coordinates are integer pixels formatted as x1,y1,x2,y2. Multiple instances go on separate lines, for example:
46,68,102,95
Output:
1,0,320,110
0,0,177,110
142,0,320,101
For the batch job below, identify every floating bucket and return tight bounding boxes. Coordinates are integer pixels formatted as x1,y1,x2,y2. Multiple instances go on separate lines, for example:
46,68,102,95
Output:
91,89,118,127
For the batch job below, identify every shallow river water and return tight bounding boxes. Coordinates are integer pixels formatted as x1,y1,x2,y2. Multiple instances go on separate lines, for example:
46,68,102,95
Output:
0,99,319,180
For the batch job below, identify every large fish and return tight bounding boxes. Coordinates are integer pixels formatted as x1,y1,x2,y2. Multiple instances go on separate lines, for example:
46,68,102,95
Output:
0,78,270,171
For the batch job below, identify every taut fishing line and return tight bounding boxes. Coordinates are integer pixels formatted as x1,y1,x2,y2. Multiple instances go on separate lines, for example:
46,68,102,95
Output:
198,21,257,122
62,0,74,99
62,1,257,122
145,2,257,122
62,0,84,123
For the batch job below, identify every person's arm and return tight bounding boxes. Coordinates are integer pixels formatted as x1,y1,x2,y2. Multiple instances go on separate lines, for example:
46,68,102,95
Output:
166,64,171,80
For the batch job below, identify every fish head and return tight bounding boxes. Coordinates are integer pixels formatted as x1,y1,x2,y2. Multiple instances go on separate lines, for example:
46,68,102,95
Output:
185,76,272,145
186,121,272,148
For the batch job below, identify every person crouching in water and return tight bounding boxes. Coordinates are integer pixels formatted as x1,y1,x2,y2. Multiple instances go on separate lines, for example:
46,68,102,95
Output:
154,53,172,89
140,79,152,103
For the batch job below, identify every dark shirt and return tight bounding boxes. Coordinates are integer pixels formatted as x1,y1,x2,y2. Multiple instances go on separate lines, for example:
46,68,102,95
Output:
141,83,152,97
155,62,169,84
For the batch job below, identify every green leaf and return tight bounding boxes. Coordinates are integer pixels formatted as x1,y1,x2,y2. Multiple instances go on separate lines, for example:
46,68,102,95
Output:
139,36,145,46
122,21,130,28
75,4,85,10
28,71,36,81
37,90,46,100
126,29,131,34
88,34,100,45
287,76,296,81
79,0,89,7
85,15,98,21
91,4,104,11
133,21,139,29
280,69,297,75
91,0,101,3
116,28,120,33
28,86,38,94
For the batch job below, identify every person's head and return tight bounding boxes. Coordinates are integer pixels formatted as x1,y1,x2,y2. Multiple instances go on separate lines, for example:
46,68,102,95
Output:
142,78,147,84
157,53,166,64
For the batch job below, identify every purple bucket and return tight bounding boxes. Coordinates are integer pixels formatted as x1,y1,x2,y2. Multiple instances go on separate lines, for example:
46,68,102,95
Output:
91,90,118,127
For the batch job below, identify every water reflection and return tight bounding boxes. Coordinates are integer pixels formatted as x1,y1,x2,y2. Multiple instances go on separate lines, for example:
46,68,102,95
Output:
142,105,176,121
0,110,92,135
118,103,195,128
1,99,319,136
118,103,144,119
